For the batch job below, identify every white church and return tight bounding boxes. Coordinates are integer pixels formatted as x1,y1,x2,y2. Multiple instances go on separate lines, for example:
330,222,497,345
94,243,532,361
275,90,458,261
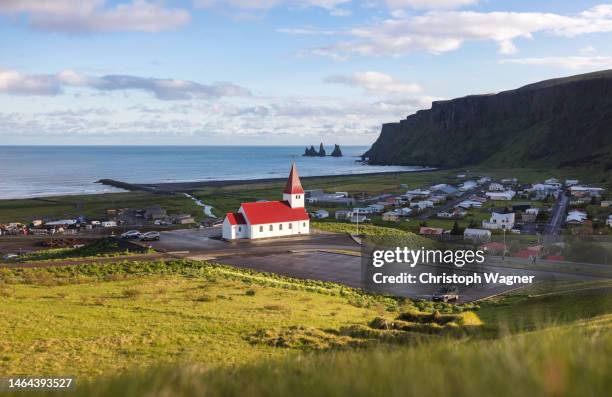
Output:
222,163,310,240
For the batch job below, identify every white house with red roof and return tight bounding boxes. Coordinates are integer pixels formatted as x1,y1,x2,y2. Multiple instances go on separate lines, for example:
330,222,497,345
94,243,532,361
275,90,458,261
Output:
222,163,310,240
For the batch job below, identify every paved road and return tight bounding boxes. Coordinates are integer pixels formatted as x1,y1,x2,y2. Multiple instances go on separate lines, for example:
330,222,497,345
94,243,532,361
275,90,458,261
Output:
418,185,486,220
544,192,569,245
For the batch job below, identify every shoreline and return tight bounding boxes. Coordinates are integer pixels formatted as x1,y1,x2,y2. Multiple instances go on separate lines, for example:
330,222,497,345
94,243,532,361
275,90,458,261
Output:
96,168,437,194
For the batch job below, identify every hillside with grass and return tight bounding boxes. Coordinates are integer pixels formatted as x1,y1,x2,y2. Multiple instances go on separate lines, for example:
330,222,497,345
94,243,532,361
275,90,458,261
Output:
364,69,612,170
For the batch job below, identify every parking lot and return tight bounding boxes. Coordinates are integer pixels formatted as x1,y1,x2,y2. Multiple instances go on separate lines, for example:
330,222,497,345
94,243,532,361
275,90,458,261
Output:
215,251,604,303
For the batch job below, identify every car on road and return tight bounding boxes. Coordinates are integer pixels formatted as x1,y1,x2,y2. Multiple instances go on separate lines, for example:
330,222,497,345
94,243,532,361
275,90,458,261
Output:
140,231,160,241
432,286,459,302
121,230,141,239
2,254,19,261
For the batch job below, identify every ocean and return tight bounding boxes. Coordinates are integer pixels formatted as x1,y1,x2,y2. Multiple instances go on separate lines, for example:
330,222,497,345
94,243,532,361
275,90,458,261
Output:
0,146,425,199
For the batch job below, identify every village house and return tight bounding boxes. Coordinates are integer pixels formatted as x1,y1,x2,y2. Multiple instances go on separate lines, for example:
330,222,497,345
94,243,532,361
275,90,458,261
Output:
430,184,459,197
419,227,444,236
566,210,588,226
335,209,352,220
570,186,604,197
459,180,477,191
455,199,483,210
410,200,434,210
172,214,195,225
565,179,579,186
405,188,431,199
601,200,612,208
607,215,612,227
485,190,516,201
222,163,310,240
488,182,504,191
482,212,516,230
382,211,401,222
367,204,385,213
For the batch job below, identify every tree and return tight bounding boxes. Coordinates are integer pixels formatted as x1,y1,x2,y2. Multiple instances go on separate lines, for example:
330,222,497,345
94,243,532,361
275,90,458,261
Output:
450,221,462,235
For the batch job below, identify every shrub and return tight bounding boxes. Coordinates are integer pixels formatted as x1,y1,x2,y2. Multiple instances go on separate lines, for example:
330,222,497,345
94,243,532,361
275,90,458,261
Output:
122,289,141,299
245,289,256,296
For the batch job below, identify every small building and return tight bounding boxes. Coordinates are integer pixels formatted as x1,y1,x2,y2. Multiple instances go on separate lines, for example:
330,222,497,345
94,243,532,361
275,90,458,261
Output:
566,210,587,225
335,210,352,220
173,214,196,224
488,183,504,191
464,228,491,243
482,212,516,230
367,204,385,214
601,200,612,208
565,179,579,187
570,186,604,196
101,221,117,228
419,227,444,236
405,188,431,198
382,211,401,222
485,191,516,201
459,180,477,191
430,184,459,197
144,205,167,220
350,214,368,224
607,215,612,227
410,200,434,210
222,163,310,240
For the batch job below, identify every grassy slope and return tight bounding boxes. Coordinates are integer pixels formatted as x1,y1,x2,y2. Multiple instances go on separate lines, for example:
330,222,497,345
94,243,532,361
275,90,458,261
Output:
0,260,402,378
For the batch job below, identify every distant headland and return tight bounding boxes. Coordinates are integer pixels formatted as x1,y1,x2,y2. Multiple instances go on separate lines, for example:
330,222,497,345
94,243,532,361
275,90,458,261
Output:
303,143,343,157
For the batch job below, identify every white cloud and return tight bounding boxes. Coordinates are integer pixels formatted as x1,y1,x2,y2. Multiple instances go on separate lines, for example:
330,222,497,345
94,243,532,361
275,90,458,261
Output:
499,56,612,70
0,0,191,33
325,71,422,95
384,0,478,10
194,0,351,16
301,5,612,58
580,45,596,54
0,69,251,99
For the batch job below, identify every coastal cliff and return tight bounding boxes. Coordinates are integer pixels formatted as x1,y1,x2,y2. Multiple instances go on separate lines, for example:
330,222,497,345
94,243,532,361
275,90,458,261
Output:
363,69,612,169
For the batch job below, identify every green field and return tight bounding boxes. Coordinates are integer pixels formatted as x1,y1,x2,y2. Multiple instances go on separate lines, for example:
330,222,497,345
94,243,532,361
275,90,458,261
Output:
0,259,609,396
0,192,203,224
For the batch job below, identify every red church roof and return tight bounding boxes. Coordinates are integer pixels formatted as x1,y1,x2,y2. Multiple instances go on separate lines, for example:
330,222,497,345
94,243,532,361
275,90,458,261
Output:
241,201,309,225
226,212,246,225
283,162,304,195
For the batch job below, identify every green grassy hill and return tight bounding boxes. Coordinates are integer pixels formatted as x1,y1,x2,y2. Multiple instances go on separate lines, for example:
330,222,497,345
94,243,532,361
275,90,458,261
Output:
1,257,610,397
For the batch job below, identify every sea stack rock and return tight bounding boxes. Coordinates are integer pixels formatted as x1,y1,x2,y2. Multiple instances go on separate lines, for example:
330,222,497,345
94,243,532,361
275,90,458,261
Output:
303,145,317,156
318,143,326,157
331,144,343,157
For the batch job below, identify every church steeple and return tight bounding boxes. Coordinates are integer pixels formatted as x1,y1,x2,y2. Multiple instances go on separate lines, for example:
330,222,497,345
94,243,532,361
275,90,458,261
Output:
283,162,305,208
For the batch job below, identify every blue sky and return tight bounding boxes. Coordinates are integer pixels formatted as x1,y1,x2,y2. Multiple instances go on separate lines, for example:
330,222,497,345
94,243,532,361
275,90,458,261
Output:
1,0,612,145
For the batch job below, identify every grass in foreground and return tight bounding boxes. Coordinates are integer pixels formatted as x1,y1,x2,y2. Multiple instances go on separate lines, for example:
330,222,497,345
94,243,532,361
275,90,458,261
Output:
1,259,447,378
9,315,611,397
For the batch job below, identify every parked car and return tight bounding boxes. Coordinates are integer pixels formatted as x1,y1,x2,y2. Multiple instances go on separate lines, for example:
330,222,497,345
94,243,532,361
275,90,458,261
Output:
432,286,459,302
140,231,160,241
120,230,141,239
2,253,19,261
